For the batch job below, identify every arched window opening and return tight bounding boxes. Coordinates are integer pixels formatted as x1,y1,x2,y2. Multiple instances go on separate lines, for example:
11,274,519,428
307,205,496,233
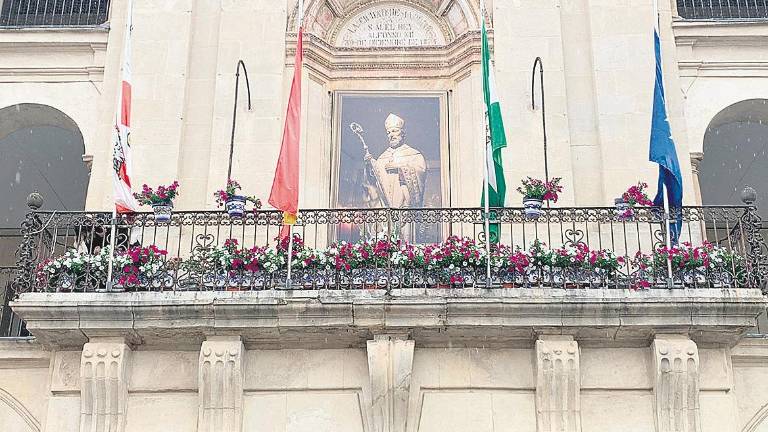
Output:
700,99,768,220
0,103,90,258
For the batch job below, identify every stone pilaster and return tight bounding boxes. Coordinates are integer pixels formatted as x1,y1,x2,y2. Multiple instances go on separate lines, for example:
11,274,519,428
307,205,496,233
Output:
651,336,701,432
197,336,244,432
80,340,131,432
366,334,415,432
535,337,581,432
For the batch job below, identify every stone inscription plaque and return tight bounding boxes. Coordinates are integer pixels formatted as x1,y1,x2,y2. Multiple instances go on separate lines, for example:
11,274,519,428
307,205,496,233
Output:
336,4,446,48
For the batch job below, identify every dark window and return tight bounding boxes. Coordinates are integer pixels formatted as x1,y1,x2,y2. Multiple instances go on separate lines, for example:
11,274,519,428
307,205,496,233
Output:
0,0,110,27
677,0,768,20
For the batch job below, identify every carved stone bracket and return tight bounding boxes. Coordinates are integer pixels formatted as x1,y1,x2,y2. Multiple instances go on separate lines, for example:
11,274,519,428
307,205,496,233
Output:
80,341,131,432
197,337,244,432
651,336,701,432
366,334,415,432
535,337,581,432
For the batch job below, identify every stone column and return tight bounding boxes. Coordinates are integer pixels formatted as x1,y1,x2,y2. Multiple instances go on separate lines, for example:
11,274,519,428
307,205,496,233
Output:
651,336,701,432
198,336,244,432
690,152,704,206
535,336,581,432
80,339,131,432
366,334,415,432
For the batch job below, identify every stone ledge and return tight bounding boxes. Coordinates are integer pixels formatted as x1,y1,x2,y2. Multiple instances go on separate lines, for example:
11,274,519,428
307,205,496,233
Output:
11,288,767,349
0,337,50,368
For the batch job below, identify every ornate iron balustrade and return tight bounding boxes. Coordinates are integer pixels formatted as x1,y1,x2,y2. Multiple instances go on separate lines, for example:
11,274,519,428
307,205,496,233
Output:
13,205,768,293
0,0,110,27
677,0,768,20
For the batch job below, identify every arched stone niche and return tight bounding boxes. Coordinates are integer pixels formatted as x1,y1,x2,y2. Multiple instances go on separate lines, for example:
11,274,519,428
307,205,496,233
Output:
284,0,492,210
289,0,481,46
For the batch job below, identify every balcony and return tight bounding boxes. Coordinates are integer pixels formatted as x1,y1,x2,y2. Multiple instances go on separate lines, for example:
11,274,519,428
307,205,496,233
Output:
677,0,768,20
13,205,768,293
0,0,110,28
7,204,766,347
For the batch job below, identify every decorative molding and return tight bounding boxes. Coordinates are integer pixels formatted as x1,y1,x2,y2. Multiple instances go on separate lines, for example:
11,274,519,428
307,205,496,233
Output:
80,341,131,432
651,336,701,432
286,30,484,81
197,337,244,432
0,387,41,432
742,402,768,432
535,337,581,432
366,334,414,432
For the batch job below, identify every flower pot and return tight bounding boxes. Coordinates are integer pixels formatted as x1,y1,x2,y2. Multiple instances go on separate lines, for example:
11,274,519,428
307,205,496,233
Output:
523,198,544,219
614,198,633,220
151,201,173,223
225,195,247,218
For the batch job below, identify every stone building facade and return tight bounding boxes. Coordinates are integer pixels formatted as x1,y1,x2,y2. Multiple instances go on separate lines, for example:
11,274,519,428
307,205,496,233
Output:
1,1,768,431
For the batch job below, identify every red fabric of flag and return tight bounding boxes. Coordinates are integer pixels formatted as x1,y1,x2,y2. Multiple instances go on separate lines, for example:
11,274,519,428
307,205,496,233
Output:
269,28,303,237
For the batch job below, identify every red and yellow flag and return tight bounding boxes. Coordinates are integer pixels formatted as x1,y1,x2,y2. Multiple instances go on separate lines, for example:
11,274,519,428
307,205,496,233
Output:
112,0,139,213
269,27,303,237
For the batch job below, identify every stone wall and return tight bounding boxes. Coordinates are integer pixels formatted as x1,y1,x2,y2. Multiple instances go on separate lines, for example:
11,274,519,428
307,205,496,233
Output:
0,0,724,214
3,336,768,431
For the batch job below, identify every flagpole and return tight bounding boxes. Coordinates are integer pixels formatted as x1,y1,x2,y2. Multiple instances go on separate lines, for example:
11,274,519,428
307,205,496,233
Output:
662,182,674,286
480,0,492,285
106,208,118,291
285,0,304,288
106,0,134,292
652,0,673,287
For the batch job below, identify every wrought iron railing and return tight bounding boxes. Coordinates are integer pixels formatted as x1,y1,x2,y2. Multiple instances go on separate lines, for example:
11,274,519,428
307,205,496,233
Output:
0,0,110,27
0,266,28,337
13,205,768,293
677,0,768,20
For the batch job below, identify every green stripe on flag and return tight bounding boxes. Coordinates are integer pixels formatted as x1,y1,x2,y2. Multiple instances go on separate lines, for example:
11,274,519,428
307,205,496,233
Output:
481,18,507,243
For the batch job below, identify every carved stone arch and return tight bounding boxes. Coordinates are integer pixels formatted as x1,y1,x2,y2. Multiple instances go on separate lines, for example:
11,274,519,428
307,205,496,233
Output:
0,387,41,432
742,402,768,432
288,0,483,43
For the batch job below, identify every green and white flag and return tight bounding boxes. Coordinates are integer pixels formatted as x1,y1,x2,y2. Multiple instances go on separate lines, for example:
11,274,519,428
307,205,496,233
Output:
480,14,507,241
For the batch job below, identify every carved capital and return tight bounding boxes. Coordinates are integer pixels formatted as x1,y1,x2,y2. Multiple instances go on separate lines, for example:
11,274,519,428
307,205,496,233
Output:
80,342,131,432
690,152,704,173
366,335,415,432
651,336,701,432
198,337,244,432
535,337,581,432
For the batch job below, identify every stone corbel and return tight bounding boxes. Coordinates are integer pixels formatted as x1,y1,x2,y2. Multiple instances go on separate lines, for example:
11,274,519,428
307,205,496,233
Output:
366,334,415,432
80,339,131,432
651,336,701,432
197,336,244,432
535,336,581,432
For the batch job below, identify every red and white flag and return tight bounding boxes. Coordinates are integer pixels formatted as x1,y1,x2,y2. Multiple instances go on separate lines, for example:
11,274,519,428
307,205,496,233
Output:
112,0,139,213
269,27,303,237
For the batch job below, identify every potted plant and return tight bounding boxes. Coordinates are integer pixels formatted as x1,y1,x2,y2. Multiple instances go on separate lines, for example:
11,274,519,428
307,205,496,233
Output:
516,177,563,219
616,182,653,220
134,181,180,223
214,179,262,218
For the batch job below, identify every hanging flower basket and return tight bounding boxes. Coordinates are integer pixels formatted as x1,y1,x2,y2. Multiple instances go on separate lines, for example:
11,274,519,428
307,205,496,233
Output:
523,198,544,219
151,201,173,223
516,177,562,220
616,182,653,221
214,179,261,219
614,197,631,219
225,195,247,218
133,181,180,224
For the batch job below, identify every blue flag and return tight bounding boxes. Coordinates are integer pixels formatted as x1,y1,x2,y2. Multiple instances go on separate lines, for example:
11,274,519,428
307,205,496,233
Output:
649,29,683,243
